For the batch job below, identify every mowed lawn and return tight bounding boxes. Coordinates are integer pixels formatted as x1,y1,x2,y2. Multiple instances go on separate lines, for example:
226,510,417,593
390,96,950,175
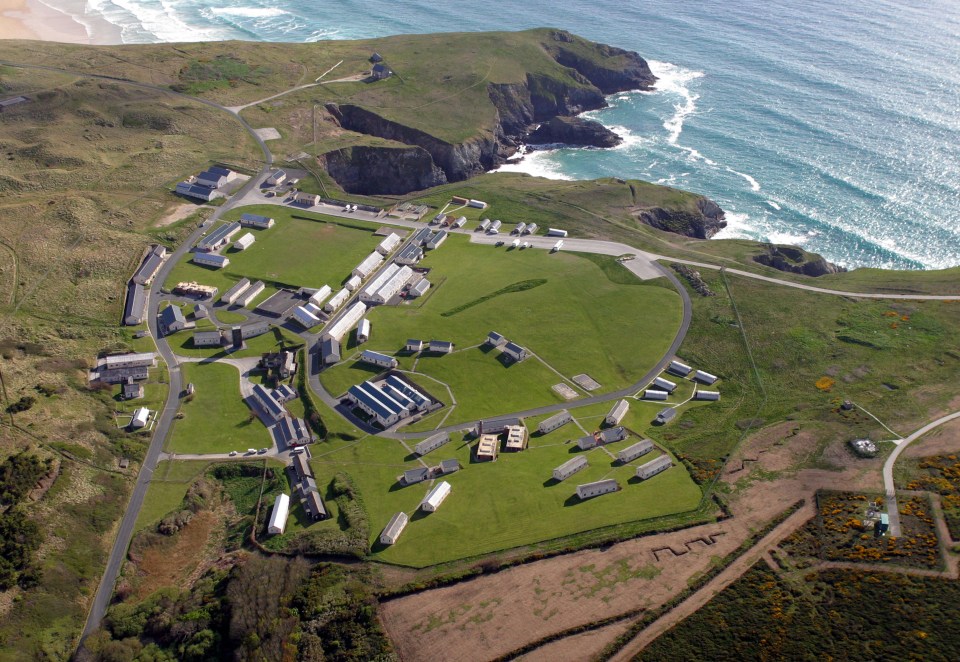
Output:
321,235,682,425
164,207,388,294
308,426,702,567
166,362,272,454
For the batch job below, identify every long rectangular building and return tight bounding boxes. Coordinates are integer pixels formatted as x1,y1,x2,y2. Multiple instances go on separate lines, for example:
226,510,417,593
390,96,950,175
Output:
605,399,630,426
123,282,146,326
236,280,265,307
320,337,341,365
380,512,409,545
267,494,290,535
376,233,402,255
292,305,321,329
636,455,672,480
617,439,654,463
221,278,251,304
104,352,156,369
252,383,286,422
553,455,588,481
415,432,450,456
385,375,431,411
538,410,572,434
370,265,413,305
132,245,166,285
324,288,350,313
359,263,399,302
653,377,677,393
240,212,275,229
192,253,229,269
360,350,398,369
694,370,718,385
324,301,367,342
668,360,693,377
421,481,451,512
347,381,409,427
308,285,332,307
352,251,384,279
576,479,619,500
196,221,240,252
695,390,721,401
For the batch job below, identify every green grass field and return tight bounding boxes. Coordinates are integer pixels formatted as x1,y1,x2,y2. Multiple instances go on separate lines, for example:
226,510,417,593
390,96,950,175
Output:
308,423,701,566
164,207,389,294
166,362,273,454
134,461,211,532
319,235,682,425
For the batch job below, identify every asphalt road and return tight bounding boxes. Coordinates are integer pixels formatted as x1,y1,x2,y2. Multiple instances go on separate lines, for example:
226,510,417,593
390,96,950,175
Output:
882,410,960,536
78,90,275,641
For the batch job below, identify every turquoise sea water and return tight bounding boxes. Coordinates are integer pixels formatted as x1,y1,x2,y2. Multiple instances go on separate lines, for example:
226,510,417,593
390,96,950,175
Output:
63,0,960,269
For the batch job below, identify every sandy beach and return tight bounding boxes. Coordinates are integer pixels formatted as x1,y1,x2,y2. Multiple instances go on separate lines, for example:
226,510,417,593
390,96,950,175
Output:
0,0,122,44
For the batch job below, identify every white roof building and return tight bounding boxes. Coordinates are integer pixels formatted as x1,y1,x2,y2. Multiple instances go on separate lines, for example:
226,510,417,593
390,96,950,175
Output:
352,251,384,279
477,218,491,231
308,285,332,307
104,352,156,369
408,279,430,298
523,223,538,235
421,481,451,512
668,360,693,377
360,263,400,303
488,219,502,234
514,222,526,235
268,494,290,535
376,233,402,255
546,228,568,237
406,339,424,352
644,389,669,401
292,305,321,329
131,407,150,429
221,278,251,305
324,301,367,342
236,280,265,307
426,230,447,250
380,512,409,545
344,274,362,291
694,370,718,385
233,232,256,251
324,288,350,313
357,318,371,343
371,265,414,305
266,170,287,186
653,377,677,393
294,191,320,206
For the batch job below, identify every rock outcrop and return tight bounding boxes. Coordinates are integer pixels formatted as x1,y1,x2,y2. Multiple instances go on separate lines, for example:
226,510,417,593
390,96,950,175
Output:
526,116,622,148
320,145,446,195
753,245,846,277
637,198,728,239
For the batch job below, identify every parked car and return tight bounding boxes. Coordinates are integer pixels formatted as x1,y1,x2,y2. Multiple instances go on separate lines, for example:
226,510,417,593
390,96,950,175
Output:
257,448,268,454
246,448,256,455
229,450,238,457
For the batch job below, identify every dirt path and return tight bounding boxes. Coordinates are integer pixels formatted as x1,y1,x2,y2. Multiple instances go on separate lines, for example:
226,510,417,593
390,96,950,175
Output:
608,501,817,662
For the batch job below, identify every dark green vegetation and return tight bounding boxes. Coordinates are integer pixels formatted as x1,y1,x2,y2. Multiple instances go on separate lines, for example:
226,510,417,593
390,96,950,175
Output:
439,278,546,317
642,565,960,660
901,455,960,539
663,271,960,476
83,556,392,662
0,453,50,589
173,55,271,95
782,491,942,570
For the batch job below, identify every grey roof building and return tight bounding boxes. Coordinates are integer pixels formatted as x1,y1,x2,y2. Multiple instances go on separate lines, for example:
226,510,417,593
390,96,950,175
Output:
617,439,654,463
176,181,218,201
502,341,529,362
655,407,677,425
303,490,328,521
636,455,673,480
694,370,718,385
668,360,693,377
132,245,166,285
196,221,241,252
576,434,598,450
123,282,146,326
293,452,313,480
122,378,144,400
605,400,630,426
439,458,460,474
598,426,628,444
486,331,507,347
479,417,522,435
408,279,431,298
695,390,721,401
395,243,424,265
159,305,189,336
321,337,341,365
403,467,430,484
371,63,394,80
538,410,572,434
380,511,408,545
415,432,450,456
193,330,224,347
429,340,454,354
553,455,588,482
576,479,620,500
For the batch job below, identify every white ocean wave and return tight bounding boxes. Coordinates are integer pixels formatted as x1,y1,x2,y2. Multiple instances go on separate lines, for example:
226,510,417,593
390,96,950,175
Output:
649,60,705,146
493,150,573,181
726,166,761,191
208,6,287,18
767,200,782,210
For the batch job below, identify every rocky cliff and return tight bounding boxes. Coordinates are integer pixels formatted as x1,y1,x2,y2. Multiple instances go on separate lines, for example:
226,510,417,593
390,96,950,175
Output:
637,198,728,239
527,116,622,147
753,245,847,277
320,145,446,195
320,30,657,196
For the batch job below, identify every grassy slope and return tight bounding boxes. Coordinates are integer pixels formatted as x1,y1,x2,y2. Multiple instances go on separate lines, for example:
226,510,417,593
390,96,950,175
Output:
165,362,272,455
311,427,701,567
164,207,386,294
319,234,682,424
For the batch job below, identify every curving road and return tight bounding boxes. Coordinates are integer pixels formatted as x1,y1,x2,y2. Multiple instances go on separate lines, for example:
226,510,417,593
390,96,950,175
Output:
883,411,960,536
